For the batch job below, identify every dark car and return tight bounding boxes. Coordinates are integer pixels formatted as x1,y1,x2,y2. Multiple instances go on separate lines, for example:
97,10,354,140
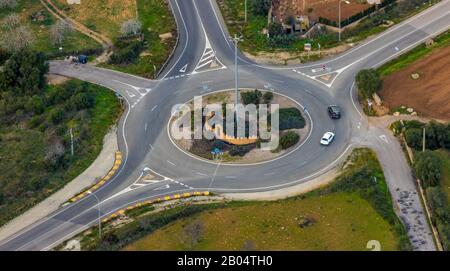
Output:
328,105,341,119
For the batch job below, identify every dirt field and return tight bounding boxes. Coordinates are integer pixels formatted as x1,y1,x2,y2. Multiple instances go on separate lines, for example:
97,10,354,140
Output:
273,0,372,22
380,46,450,120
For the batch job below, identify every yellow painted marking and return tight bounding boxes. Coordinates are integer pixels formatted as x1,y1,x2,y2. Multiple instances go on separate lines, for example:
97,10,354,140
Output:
203,191,210,196
174,194,181,199
183,193,191,197
164,196,171,201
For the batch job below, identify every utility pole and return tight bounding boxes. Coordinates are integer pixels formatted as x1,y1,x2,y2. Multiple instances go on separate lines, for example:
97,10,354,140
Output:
423,127,426,152
70,127,74,156
232,34,243,106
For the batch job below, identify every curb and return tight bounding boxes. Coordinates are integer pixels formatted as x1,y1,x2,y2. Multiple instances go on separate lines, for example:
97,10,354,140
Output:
101,191,210,223
69,151,122,203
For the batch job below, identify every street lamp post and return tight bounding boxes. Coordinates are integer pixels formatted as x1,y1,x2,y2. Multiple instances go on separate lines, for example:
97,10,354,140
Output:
339,0,350,42
87,191,101,240
232,34,243,106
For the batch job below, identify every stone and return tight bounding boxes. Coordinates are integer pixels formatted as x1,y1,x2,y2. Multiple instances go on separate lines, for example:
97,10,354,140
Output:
159,32,173,40
411,73,420,79
407,108,414,113
298,216,315,228
393,112,400,116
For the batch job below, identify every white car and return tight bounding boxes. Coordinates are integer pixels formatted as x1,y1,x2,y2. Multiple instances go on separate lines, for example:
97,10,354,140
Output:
320,132,335,146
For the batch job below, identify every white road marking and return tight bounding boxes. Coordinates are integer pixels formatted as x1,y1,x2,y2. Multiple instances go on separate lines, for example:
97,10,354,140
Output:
167,160,176,166
379,135,389,143
225,176,236,179
144,123,148,132
151,105,158,111
154,184,170,191
179,64,188,73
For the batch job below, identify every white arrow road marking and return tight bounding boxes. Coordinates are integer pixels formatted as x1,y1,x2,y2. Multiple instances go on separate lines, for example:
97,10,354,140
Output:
126,90,136,98
379,135,389,143
179,64,188,73
154,184,170,191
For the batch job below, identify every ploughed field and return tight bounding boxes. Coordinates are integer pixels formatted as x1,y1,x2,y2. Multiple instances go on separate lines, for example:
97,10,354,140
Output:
380,46,450,120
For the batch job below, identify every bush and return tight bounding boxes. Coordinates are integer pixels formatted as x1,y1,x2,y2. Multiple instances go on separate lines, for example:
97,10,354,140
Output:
404,128,423,150
48,107,65,124
240,89,261,105
280,131,300,149
229,145,253,157
109,40,143,65
355,69,382,98
277,108,305,130
414,151,442,188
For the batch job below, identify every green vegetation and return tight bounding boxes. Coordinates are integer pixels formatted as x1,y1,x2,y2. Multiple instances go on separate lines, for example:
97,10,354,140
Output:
278,107,306,130
355,69,383,99
0,50,121,226
414,151,442,188
397,120,450,250
279,131,299,149
0,0,101,57
68,148,407,251
435,150,450,201
402,121,450,151
378,30,450,76
100,0,177,78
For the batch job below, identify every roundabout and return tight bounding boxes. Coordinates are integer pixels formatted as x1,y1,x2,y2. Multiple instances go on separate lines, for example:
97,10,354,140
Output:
167,88,313,165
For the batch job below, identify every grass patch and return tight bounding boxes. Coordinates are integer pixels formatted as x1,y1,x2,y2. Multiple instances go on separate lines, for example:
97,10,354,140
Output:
124,193,400,251
377,30,450,76
0,0,101,57
99,0,177,78
0,80,121,227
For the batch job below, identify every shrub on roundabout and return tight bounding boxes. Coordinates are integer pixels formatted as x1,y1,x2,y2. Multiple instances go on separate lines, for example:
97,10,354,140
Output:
280,131,300,150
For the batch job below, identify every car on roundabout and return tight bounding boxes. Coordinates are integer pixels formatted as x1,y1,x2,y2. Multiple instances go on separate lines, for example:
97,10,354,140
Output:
320,132,335,146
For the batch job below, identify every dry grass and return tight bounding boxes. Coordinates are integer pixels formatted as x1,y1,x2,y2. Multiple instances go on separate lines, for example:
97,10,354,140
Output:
53,0,137,39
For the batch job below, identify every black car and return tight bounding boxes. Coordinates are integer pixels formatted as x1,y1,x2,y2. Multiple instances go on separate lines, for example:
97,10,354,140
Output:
328,105,341,119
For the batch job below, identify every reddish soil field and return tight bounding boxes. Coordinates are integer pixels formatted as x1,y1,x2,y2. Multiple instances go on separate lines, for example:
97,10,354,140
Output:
380,46,450,120
309,0,372,22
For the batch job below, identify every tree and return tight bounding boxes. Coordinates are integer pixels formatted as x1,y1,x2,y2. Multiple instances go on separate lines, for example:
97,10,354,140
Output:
0,24,34,52
0,0,17,9
404,127,423,150
251,0,271,16
414,151,442,188
50,20,72,45
0,50,48,96
1,13,20,31
355,69,382,98
120,19,142,37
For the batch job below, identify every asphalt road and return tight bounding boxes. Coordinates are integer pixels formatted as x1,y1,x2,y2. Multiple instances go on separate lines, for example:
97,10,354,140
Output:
0,0,449,251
